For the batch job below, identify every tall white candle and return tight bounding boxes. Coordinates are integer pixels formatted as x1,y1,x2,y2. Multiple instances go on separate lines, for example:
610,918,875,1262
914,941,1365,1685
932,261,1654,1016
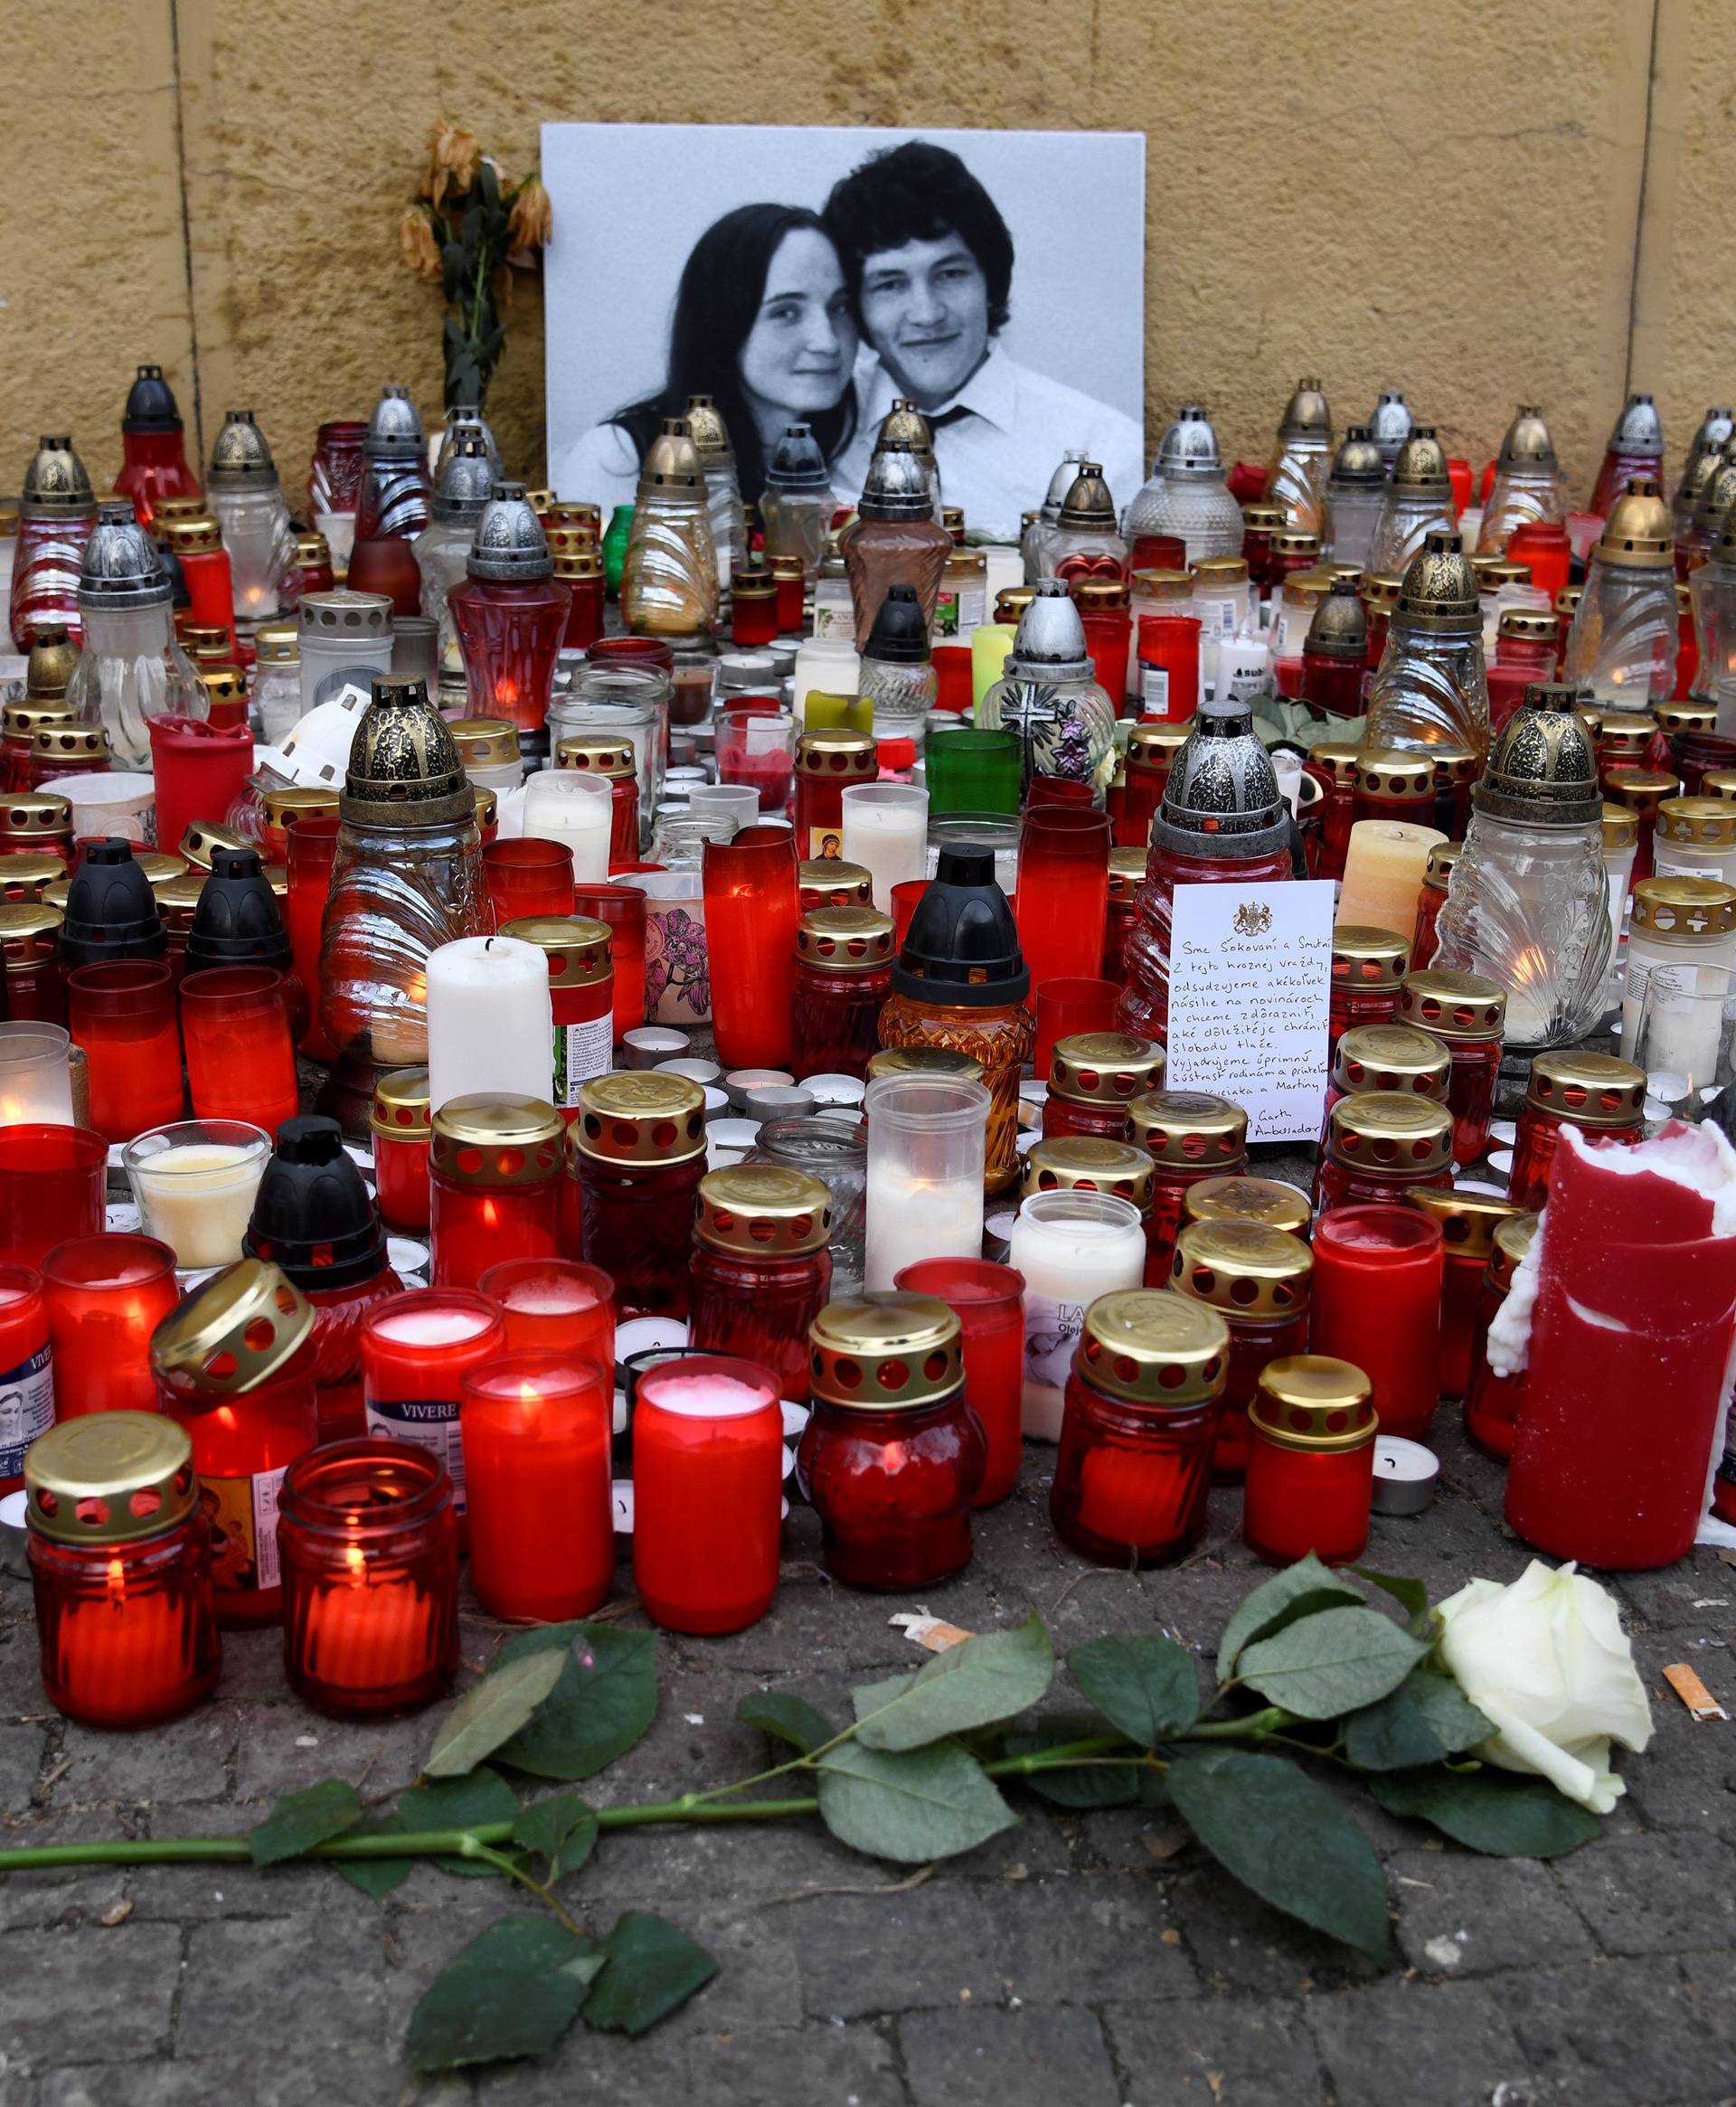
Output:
426,936,552,1112
1335,819,1447,940
842,782,929,912
863,1071,989,1290
1009,1191,1147,1441
521,771,614,883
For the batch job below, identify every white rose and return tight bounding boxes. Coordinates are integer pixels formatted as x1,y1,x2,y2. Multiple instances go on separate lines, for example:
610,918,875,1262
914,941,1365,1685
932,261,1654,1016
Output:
1435,1560,1654,1814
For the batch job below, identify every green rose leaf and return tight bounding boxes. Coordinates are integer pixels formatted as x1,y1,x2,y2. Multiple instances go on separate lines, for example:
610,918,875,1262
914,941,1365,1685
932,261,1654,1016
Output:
1352,1566,1432,1636
1004,1717,1167,1809
1068,1633,1201,1744
405,1914,603,2072
1167,1752,1392,1963
734,1691,835,1755
1371,1765,1602,1857
513,1793,599,1880
1237,1606,1427,1720
425,1647,567,1779
1343,1666,1486,1772
1403,1668,1495,1754
247,1778,363,1867
492,1623,659,1781
852,1614,1054,1752
333,1809,411,1899
399,1766,522,1879
816,1740,1019,1862
1215,1554,1366,1681
582,1913,719,2037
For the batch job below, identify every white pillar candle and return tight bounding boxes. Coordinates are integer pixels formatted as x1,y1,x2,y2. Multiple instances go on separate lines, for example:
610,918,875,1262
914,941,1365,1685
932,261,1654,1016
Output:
1009,1191,1147,1441
841,782,929,913
426,936,552,1113
521,771,614,883
863,1072,989,1290
1335,819,1447,942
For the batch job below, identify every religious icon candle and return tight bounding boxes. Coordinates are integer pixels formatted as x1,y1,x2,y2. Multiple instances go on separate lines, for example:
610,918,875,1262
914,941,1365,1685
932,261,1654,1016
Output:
1051,1289,1229,1567
1327,927,1410,1064
799,1293,985,1590
688,1163,834,1403
1318,1093,1454,1214
67,960,184,1143
460,1354,613,1623
429,1094,564,1290
277,1438,459,1717
1404,1187,1525,1403
498,918,614,1119
1127,1091,1250,1283
1397,966,1507,1165
1011,1189,1149,1441
892,1257,1024,1507
1242,1356,1377,1568
150,1260,318,1626
633,1353,784,1632
0,1122,106,1270
793,731,877,860
25,1411,221,1729
1309,1204,1444,1441
370,1069,432,1233
568,1072,709,1318
1171,1219,1313,1478
1042,1033,1166,1142
477,1257,615,1395
703,823,800,1071
1462,1211,1540,1459
790,907,895,1082
359,1288,505,1534
180,967,299,1139
1508,1051,1646,1212
863,1071,990,1290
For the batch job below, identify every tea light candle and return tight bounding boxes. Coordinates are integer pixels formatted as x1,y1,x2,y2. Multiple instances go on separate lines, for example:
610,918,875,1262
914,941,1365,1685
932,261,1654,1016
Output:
425,937,552,1114
725,1067,796,1107
127,1139,269,1268
1009,1191,1148,1440
1370,1434,1439,1514
841,782,929,912
622,1025,691,1068
521,771,614,883
1336,820,1448,941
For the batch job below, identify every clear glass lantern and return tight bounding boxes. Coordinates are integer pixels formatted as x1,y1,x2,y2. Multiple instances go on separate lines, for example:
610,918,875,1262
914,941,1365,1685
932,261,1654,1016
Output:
1323,426,1387,572
1476,407,1568,555
1562,479,1677,707
1265,380,1334,536
684,394,745,591
64,504,203,768
622,420,718,638
415,430,493,660
1691,511,1736,719
1671,408,1733,539
1024,450,1090,584
1122,407,1243,564
1366,429,1457,580
1363,534,1492,759
206,411,297,623
10,437,96,651
759,423,835,583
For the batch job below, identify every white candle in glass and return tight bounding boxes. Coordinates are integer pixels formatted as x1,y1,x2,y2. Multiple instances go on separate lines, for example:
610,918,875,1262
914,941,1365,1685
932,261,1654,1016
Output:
863,1071,989,1289
425,936,552,1112
1335,820,1447,940
521,770,614,883
127,1141,269,1268
0,1025,75,1128
842,782,929,913
1010,1191,1147,1441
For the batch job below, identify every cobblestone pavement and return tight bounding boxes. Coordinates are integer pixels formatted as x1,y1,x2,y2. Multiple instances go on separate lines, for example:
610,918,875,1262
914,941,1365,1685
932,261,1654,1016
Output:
3,1394,1735,2107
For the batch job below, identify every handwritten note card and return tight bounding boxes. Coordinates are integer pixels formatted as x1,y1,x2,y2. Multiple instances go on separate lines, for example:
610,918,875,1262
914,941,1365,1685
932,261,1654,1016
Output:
1165,880,1335,1143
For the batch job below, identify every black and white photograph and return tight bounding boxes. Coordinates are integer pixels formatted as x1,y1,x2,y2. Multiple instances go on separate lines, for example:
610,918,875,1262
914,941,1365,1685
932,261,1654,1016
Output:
542,122,1146,539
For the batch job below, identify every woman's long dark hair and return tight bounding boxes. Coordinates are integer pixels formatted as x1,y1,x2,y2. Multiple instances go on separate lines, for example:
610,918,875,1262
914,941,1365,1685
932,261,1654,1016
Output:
611,203,856,507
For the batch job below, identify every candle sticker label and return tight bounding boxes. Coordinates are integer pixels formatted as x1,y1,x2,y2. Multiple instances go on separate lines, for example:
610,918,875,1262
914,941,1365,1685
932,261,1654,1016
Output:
1024,1291,1087,1396
0,1341,53,1479
552,1015,614,1107
1165,879,1334,1143
1140,666,1172,718
202,1466,288,1594
363,1396,465,1508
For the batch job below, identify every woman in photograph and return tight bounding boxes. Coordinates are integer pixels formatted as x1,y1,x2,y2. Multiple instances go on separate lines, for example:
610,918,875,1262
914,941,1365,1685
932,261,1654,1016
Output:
552,203,858,511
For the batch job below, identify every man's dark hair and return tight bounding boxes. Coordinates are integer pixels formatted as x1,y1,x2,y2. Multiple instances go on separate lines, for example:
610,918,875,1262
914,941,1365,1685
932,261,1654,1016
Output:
824,141,1014,334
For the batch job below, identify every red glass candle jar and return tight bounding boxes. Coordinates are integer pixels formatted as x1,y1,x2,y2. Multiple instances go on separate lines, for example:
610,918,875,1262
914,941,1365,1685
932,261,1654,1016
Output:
1318,1092,1454,1214
1299,634,1371,719
717,708,795,815
163,517,235,642
460,1353,614,1622
0,1124,105,1268
703,823,800,1071
500,916,615,1119
369,1068,430,1233
429,1094,564,1290
1102,847,1145,984
68,961,184,1143
1463,1212,1540,1459
478,1256,615,1392
1242,1356,1377,1567
0,789,74,872
346,532,423,619
1135,613,1202,723
284,815,340,1062
1051,1289,1229,1566
634,1352,785,1632
1170,1220,1312,1479
572,883,647,1044
1397,967,1507,1166
1406,1186,1524,1403
1602,767,1675,882
568,1072,708,1318
277,1439,458,1717
892,1257,1024,1507
0,1263,50,1490
1309,1204,1443,1441
731,566,778,647
1032,977,1120,1085
1307,742,1361,883
28,723,109,789
1078,592,1133,708
43,1233,178,1422
25,1411,221,1728
150,1259,318,1626
800,1293,985,1590
1,706,72,798
890,880,928,950
1328,926,1409,1064
360,1288,505,1535
1317,1024,1451,1197
485,838,576,925
1410,841,1463,968
1118,723,1187,851
1507,522,1571,602
1015,808,1111,1002
147,717,255,873
180,966,298,1139
1042,1031,1165,1141
1127,1091,1250,1284
793,731,877,861
790,906,894,1082
1507,1050,1646,1212
689,1163,834,1403
555,551,606,650
769,553,806,633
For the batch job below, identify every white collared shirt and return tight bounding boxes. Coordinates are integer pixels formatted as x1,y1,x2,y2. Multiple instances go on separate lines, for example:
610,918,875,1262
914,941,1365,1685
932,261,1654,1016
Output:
834,343,1146,542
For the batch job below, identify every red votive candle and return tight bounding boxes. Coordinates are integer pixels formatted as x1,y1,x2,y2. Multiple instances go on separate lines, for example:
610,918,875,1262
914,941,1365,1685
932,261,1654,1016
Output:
789,906,895,1082
894,1257,1025,1507
461,1352,615,1622
0,1123,106,1268
429,1095,564,1290
633,1352,785,1633
478,1256,615,1393
1080,606,1133,710
68,961,184,1142
1015,808,1111,1001
283,815,340,1061
1507,1051,1646,1214
1462,1212,1539,1460
1405,1187,1525,1403
276,1438,458,1717
369,1068,431,1233
566,1073,709,1320
1242,1355,1377,1566
1309,1205,1444,1442
1399,968,1509,1167
180,967,299,1138
1135,614,1202,723
1171,1220,1313,1479
1032,978,1122,1087
572,883,647,1044
43,1233,178,1422
485,837,577,925
703,823,800,1071
500,916,616,1120
688,1163,835,1403
359,1288,506,1536
1042,1031,1165,1142
889,880,928,952
147,715,255,872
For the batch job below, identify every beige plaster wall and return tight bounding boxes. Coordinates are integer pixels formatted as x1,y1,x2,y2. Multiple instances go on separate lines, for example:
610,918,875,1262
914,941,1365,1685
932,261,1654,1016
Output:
0,0,1722,508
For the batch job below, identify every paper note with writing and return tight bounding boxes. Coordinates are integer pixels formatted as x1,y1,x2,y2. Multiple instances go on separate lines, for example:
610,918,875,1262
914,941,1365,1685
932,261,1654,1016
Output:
1165,879,1334,1142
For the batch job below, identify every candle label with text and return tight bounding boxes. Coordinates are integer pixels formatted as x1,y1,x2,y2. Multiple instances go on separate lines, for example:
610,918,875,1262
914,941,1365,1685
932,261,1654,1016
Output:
1140,666,1171,719
0,1341,53,1479
363,1396,465,1508
203,1467,287,1594
1024,1292,1086,1394
552,1016,614,1107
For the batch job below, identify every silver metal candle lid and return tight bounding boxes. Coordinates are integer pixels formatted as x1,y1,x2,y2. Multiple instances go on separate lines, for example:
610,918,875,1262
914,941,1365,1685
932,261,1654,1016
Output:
208,410,278,488
367,383,426,459
79,503,171,609
1155,407,1222,480
467,482,553,580
1151,695,1289,859
1008,580,1091,677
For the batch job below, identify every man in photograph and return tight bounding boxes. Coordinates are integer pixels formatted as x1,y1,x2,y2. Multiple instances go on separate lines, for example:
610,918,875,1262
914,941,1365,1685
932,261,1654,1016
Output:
824,140,1146,540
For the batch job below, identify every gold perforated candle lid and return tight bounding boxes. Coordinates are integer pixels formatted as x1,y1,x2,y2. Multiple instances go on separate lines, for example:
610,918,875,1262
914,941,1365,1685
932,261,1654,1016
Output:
1127,721,1192,764
1430,746,1478,790
1399,968,1506,1041
1,700,75,742
1250,1356,1376,1452
556,735,636,776
1354,750,1434,802
179,624,231,659
1600,802,1639,852
261,787,340,833
1602,769,1677,823
0,791,71,841
1194,555,1249,585
149,1260,314,1396
1362,572,1404,611
1524,1051,1646,1124
1332,926,1410,989
0,901,61,967
448,718,521,769
795,730,877,781
573,1071,707,1165
1498,607,1559,644
1307,741,1362,787
696,1162,831,1257
1127,1091,1249,1168
371,1066,432,1140
1656,700,1719,738
1071,576,1128,610
1172,1219,1312,1318
1404,1186,1525,1261
1078,1290,1229,1410
1333,1023,1451,1099
808,1291,963,1411
474,785,498,831
800,859,874,911
796,905,894,972
1048,1032,1166,1108
1630,874,1736,940
1023,1136,1153,1211
254,622,299,665
1656,798,1736,852
154,871,203,928
865,1045,983,1086
25,1411,198,1547
1240,505,1284,533
1128,567,1193,601
0,854,66,901
1421,840,1464,891
194,666,246,712
1702,769,1736,803
1326,1091,1453,1175
1594,477,1674,568
430,1094,565,1186
134,852,186,894
180,820,250,871
1599,714,1661,758
1491,1211,1541,1290
32,723,107,765
1108,847,1146,900
501,916,613,988
1181,1175,1313,1237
